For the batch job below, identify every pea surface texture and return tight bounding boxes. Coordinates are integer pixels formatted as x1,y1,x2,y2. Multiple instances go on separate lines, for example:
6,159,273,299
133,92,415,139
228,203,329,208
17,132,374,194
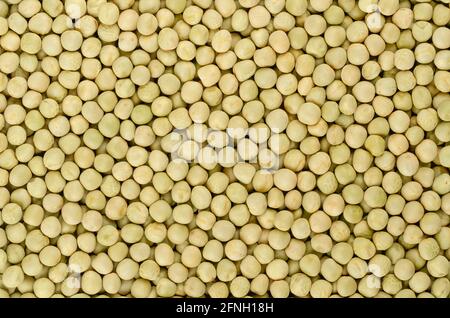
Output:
0,0,449,299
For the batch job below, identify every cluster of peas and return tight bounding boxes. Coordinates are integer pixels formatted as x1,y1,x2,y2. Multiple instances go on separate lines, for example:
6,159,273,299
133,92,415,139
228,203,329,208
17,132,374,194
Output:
0,0,449,298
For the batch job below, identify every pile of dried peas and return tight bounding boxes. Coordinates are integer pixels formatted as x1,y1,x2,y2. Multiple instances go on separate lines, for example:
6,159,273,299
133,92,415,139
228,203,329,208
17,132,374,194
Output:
0,0,449,298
